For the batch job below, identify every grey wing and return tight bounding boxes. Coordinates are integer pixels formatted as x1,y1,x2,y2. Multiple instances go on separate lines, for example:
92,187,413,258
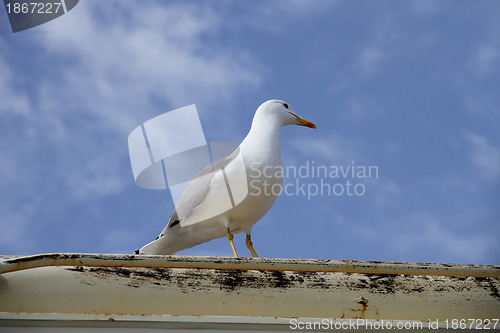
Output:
163,148,240,230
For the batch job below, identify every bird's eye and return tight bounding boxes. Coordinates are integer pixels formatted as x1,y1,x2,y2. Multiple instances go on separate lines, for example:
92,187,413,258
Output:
282,103,289,109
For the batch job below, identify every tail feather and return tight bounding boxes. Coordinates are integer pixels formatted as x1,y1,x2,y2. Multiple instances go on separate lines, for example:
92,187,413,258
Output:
137,221,226,255
139,236,178,255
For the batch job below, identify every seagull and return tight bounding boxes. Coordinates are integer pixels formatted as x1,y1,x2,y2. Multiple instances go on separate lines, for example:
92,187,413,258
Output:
137,100,316,257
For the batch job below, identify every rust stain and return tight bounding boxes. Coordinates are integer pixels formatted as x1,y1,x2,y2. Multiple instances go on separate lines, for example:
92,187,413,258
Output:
349,297,369,319
344,296,381,320
358,297,369,313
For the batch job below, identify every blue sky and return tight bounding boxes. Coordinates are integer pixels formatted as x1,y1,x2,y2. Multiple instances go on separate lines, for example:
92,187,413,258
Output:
0,0,499,265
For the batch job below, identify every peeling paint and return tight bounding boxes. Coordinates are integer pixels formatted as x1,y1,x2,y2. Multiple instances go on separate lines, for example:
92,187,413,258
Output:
1,255,499,321
63,265,500,302
3,254,500,278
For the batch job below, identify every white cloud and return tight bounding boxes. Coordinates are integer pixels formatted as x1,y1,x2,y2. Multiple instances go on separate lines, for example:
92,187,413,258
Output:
371,181,404,215
1,1,265,201
40,1,262,126
391,212,498,264
463,93,498,117
463,131,500,181
472,46,498,75
410,0,438,16
0,209,38,255
0,49,30,118
241,0,338,33
289,134,362,164
0,1,267,254
365,173,499,264
344,95,386,121
358,47,385,78
358,186,498,263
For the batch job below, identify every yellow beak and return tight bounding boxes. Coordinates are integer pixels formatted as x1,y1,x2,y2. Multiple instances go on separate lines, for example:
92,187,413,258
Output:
290,112,317,129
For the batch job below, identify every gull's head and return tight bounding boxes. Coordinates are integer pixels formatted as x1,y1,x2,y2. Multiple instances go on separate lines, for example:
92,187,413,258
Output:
255,100,316,129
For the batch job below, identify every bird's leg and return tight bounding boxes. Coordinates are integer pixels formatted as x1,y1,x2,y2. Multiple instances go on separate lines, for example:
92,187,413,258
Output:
245,234,258,258
226,228,239,258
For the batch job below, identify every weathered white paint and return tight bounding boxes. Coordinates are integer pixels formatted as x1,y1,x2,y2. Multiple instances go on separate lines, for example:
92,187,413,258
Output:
1,254,499,331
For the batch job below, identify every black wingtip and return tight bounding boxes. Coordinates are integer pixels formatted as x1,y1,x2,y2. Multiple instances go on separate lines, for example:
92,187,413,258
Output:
134,249,140,254
168,220,180,228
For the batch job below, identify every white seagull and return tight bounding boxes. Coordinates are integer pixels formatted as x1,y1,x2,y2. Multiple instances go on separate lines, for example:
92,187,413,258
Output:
137,100,316,257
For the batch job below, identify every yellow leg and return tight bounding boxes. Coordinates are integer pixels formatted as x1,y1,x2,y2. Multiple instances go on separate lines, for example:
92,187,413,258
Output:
246,234,258,258
226,228,239,258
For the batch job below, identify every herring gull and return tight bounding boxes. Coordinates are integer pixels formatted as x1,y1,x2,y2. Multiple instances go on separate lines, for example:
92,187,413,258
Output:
137,100,316,257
